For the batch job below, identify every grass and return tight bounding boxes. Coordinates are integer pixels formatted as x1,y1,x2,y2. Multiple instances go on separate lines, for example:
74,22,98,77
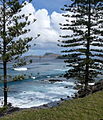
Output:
0,91,103,120
0,106,9,115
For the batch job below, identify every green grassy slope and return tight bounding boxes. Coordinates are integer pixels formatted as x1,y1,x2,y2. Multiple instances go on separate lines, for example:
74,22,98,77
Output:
0,91,103,120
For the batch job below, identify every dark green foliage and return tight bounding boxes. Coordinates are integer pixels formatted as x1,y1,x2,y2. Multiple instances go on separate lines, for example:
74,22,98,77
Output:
13,75,25,81
29,59,32,63
59,0,103,88
0,0,34,62
13,59,27,67
0,0,35,106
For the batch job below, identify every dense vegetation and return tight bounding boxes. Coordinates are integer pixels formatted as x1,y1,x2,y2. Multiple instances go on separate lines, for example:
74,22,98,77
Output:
59,0,103,89
0,0,36,106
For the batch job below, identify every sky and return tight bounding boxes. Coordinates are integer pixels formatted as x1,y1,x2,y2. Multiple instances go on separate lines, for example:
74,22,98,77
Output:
22,0,72,56
32,0,71,14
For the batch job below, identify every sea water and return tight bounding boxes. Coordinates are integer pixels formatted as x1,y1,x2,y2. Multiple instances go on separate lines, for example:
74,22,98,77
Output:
0,59,77,108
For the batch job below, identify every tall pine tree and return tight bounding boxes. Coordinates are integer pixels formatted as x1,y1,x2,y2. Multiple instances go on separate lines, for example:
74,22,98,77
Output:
59,0,103,90
0,0,36,106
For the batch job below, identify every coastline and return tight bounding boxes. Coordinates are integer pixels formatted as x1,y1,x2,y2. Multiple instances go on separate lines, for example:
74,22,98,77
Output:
0,77,76,117
0,79,103,117
0,95,72,118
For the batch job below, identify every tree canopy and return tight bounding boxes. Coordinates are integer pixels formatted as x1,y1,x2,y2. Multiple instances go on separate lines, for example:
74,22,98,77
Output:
0,0,36,106
59,0,103,89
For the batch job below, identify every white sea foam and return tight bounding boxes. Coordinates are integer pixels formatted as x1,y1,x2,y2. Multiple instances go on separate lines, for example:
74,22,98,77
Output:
0,90,62,108
77,83,95,86
19,91,46,98
55,81,75,86
0,80,77,108
47,86,77,97
0,97,48,108
0,87,77,108
31,76,36,79
14,67,27,71
88,83,95,86
47,76,50,78
54,68,70,71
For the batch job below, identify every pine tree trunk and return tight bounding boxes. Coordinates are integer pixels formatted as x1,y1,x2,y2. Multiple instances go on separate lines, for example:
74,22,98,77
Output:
85,0,91,90
3,61,7,106
3,0,7,106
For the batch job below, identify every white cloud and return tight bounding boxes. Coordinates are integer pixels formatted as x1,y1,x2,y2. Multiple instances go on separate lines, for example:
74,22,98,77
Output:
0,2,73,55
35,9,51,28
20,2,36,16
26,8,60,43
20,2,103,57
18,2,73,55
51,11,66,31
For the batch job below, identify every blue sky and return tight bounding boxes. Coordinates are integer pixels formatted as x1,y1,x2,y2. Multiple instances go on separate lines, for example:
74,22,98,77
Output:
32,0,71,14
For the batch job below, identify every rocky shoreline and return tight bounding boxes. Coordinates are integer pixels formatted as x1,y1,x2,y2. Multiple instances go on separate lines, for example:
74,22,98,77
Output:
0,79,103,118
75,80,103,98
0,96,71,118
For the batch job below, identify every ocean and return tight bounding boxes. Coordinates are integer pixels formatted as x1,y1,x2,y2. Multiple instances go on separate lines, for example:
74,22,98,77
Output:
0,58,77,108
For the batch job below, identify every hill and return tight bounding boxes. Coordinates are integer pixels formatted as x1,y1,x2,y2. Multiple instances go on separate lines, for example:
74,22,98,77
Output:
22,53,61,63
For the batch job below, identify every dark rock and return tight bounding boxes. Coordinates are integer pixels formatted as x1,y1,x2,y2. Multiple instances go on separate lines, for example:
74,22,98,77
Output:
75,80,103,98
43,104,48,107
0,113,5,118
48,79,63,83
0,107,20,118
6,107,20,114
77,88,92,98
64,86,68,88
57,102,60,105
60,98,64,101
67,96,70,98
7,103,12,107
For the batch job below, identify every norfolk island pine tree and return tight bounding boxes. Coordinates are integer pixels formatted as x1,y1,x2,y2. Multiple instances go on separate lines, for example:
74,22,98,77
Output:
0,0,39,106
59,0,103,90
